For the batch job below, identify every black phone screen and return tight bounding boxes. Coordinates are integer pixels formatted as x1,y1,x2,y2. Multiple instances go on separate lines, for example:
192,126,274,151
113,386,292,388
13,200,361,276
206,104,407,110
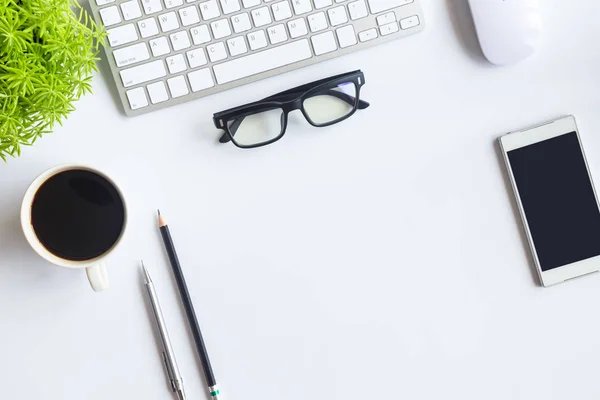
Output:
508,132,600,271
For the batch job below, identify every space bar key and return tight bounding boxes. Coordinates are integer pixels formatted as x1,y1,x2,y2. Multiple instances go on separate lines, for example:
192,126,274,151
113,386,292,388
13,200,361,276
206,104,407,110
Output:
213,39,312,85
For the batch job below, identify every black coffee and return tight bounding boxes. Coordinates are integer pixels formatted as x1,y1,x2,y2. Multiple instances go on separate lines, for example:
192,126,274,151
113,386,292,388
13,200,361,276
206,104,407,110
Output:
31,169,125,261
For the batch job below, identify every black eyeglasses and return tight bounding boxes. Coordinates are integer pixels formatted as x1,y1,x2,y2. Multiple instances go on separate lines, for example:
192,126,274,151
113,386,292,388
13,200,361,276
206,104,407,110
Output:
213,70,370,148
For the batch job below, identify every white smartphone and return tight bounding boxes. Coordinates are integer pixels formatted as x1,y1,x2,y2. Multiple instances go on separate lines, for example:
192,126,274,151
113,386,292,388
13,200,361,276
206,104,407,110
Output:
500,116,600,286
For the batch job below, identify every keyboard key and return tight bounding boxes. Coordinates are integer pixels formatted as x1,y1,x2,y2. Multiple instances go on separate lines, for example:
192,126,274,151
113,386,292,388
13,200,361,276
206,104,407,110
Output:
120,1,142,21
358,27,377,41
170,30,192,50
179,6,200,26
120,60,167,87
207,42,228,62
227,36,248,56
287,18,308,38
113,42,150,67
165,0,183,8
272,1,292,21
213,38,311,84
308,12,327,32
149,36,170,56
105,0,423,115
232,13,252,33
327,6,347,26
158,12,180,32
313,0,332,9
400,15,420,29
200,0,221,19
251,7,272,27
138,18,159,38
348,0,368,19
147,81,169,104
247,30,268,50
188,68,215,92
107,24,138,47
220,0,241,14
166,54,187,73
367,0,412,14
126,87,148,110
336,25,356,48
167,76,189,97
379,21,398,35
142,0,163,14
100,6,121,27
267,24,287,44
186,48,208,67
311,31,336,55
242,0,260,7
376,11,395,25
211,19,232,39
291,0,312,15
191,25,212,44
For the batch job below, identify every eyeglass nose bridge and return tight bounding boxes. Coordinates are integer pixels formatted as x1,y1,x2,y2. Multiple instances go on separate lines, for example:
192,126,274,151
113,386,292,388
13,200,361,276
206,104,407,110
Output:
281,98,305,114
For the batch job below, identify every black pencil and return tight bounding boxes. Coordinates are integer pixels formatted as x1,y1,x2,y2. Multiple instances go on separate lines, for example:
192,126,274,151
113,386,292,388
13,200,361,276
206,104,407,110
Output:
158,210,220,400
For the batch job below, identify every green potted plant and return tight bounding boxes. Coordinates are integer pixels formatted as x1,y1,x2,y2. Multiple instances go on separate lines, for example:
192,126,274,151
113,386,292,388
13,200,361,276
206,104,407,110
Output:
0,0,104,160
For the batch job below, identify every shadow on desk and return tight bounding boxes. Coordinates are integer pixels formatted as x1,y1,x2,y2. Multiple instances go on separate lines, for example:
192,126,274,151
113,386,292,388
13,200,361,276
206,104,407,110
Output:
494,140,540,286
0,209,29,255
0,191,50,276
81,0,126,117
444,0,488,65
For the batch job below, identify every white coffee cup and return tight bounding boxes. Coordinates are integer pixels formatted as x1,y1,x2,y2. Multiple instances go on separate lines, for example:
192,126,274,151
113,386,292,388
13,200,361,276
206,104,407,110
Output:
20,165,127,292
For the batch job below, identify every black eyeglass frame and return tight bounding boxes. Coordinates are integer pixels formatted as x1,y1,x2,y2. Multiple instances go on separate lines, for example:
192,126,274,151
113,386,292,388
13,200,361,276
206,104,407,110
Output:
213,70,370,148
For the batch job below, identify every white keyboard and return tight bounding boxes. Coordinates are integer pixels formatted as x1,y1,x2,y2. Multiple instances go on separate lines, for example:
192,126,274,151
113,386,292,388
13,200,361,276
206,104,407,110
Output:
90,0,424,116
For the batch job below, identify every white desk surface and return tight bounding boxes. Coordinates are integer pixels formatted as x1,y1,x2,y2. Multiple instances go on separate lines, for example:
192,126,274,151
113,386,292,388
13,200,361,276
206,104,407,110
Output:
2,2,600,399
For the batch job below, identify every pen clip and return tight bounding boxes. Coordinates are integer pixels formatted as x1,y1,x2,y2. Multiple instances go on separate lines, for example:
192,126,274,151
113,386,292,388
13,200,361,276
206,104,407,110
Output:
161,351,177,392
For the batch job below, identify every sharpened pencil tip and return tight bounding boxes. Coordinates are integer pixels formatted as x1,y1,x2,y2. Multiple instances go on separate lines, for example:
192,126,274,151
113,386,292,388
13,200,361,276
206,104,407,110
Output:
157,209,161,216
158,211,167,227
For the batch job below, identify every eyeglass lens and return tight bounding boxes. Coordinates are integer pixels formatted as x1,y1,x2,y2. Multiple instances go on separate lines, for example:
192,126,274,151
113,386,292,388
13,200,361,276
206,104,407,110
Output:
303,81,357,125
227,108,284,147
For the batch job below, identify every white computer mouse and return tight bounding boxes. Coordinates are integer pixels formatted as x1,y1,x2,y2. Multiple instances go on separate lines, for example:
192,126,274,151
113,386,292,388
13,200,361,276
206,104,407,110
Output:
468,0,542,66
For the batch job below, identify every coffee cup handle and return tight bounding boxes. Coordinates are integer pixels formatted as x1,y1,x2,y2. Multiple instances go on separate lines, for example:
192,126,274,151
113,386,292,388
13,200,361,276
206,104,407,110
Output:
86,261,109,292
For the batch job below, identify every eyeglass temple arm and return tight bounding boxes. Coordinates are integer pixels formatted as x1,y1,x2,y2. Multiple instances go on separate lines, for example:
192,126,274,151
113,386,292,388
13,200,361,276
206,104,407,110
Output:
219,91,369,143
325,91,370,109
219,117,243,143
263,89,369,109
261,71,361,99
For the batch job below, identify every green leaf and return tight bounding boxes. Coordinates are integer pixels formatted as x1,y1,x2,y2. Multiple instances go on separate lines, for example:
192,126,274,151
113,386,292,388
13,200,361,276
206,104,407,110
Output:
0,0,104,161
